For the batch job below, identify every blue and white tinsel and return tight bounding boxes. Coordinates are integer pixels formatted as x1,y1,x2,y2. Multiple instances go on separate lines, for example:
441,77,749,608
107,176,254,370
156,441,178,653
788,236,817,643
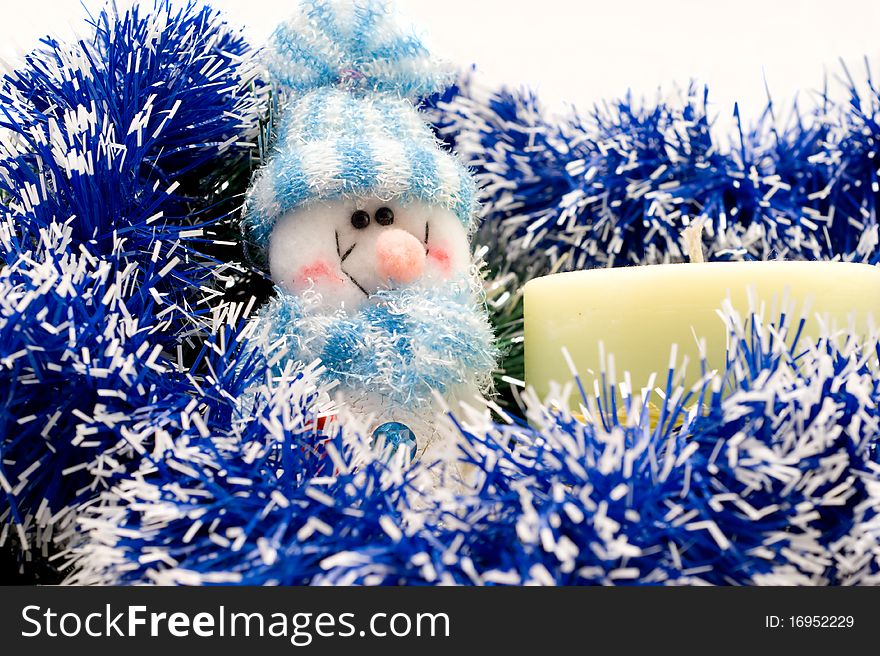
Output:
427,75,880,276
64,307,880,585
2,1,880,585
0,0,267,556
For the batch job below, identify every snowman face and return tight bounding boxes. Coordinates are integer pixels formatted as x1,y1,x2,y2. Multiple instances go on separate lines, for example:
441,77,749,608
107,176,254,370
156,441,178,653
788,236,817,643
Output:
268,198,471,309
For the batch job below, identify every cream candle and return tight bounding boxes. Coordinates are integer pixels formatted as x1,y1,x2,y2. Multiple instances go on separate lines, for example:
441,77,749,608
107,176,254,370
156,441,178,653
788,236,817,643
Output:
524,261,880,405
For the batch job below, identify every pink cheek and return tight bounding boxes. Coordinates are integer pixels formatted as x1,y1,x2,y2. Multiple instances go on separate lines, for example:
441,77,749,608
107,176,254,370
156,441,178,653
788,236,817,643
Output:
293,260,345,288
428,247,453,276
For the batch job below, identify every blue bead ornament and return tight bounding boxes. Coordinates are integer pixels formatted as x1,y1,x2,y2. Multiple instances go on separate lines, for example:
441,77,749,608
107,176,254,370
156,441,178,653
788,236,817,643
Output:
372,421,418,462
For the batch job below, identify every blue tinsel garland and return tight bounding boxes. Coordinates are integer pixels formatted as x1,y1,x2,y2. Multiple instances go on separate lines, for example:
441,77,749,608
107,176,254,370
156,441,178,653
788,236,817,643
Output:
64,313,880,585
1,2,880,584
427,74,880,275
0,0,267,555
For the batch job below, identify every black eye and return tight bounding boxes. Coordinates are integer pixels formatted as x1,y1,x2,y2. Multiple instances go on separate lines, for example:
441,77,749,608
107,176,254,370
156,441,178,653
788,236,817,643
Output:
350,209,370,229
375,206,394,226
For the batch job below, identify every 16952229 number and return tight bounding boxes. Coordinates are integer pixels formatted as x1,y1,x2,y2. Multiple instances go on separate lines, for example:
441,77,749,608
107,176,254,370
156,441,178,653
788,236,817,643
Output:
790,616,854,628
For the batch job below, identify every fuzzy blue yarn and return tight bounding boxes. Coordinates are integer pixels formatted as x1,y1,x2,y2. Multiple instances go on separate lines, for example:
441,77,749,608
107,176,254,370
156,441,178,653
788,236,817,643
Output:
254,279,498,408
243,88,478,248
242,0,476,251
266,0,452,99
3,2,880,585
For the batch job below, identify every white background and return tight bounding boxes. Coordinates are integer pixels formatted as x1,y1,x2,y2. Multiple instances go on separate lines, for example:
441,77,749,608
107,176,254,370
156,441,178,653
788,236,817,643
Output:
1,0,879,123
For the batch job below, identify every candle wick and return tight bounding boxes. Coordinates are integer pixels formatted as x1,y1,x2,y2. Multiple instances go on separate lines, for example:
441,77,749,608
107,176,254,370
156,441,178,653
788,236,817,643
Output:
682,220,706,263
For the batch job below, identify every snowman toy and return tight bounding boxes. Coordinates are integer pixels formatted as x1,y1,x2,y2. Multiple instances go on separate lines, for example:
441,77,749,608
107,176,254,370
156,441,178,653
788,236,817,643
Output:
243,0,497,467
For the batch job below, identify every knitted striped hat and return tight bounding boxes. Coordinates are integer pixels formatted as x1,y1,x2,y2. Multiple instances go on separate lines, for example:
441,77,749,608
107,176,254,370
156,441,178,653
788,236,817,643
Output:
243,0,477,250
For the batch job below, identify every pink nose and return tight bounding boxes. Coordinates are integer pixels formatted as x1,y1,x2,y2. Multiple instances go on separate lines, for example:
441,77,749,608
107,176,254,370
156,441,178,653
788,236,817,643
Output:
376,229,426,284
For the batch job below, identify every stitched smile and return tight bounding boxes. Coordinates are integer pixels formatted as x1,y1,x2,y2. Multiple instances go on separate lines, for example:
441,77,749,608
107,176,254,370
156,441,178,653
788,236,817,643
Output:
334,222,431,297
336,230,368,297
